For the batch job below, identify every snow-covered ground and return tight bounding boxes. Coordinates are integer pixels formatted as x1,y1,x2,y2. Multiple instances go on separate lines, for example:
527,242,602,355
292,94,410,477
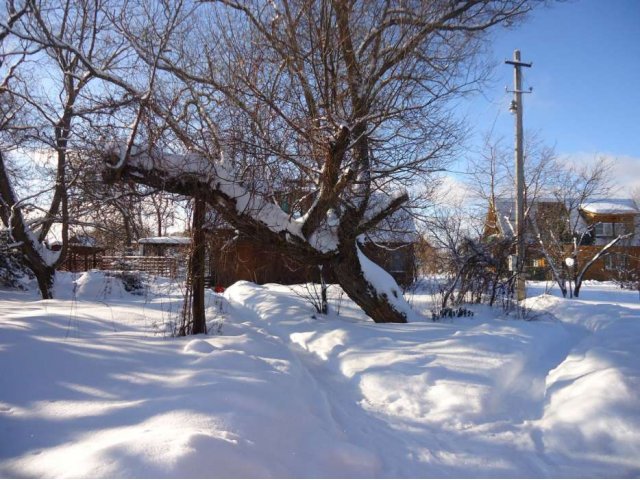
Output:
1,272,639,477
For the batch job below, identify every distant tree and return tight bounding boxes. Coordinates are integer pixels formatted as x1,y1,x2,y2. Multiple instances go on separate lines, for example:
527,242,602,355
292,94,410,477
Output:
70,174,153,254
423,200,513,309
469,134,632,298
463,134,555,303
0,0,133,297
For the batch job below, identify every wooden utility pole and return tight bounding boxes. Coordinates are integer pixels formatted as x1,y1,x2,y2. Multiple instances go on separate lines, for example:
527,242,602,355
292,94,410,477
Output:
506,50,532,302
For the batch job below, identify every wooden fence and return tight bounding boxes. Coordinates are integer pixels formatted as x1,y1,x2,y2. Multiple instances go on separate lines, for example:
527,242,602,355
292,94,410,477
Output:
100,256,181,278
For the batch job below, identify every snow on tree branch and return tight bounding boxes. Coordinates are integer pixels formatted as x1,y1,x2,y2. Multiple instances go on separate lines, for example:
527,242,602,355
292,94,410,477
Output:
104,145,309,243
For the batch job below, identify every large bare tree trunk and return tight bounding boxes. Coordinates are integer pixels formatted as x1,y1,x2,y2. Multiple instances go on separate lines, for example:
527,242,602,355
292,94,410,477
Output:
332,245,408,323
103,151,411,324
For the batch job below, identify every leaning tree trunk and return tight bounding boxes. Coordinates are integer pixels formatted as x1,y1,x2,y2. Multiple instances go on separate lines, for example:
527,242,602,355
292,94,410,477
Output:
332,252,408,323
103,149,413,324
30,263,56,300
333,211,408,323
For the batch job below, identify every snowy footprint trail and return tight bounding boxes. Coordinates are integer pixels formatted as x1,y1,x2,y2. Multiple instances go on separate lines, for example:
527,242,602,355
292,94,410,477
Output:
0,275,381,478
227,282,640,477
226,283,419,477
525,294,640,477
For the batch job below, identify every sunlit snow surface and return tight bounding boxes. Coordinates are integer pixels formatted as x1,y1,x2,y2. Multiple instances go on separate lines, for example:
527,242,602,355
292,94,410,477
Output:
1,272,639,477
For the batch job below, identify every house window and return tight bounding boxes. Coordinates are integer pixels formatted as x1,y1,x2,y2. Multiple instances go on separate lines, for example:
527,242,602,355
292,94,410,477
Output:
594,222,613,237
532,258,546,268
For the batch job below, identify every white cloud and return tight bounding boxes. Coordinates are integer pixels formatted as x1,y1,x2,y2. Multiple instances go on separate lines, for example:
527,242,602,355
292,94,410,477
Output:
559,152,640,197
436,174,473,206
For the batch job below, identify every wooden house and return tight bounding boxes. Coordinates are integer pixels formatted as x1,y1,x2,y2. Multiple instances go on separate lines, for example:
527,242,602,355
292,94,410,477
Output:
205,229,318,287
577,199,640,280
204,231,416,289
204,195,418,288
98,236,191,278
485,197,640,281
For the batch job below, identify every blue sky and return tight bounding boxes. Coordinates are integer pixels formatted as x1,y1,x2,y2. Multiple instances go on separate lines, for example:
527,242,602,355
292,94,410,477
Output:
456,0,640,195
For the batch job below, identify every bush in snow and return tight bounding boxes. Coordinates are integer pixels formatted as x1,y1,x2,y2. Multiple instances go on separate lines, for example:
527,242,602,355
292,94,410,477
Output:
431,306,474,321
609,256,640,296
110,271,146,295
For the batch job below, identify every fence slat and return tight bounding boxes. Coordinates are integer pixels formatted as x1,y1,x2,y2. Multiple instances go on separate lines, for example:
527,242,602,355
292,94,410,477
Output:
100,256,180,278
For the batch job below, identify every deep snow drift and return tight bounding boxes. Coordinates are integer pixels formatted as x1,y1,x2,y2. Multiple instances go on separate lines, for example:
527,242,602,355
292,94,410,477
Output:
0,272,639,477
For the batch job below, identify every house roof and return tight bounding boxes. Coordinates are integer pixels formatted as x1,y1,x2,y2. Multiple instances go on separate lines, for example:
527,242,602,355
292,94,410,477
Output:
580,198,639,215
70,235,100,247
137,236,191,245
49,235,104,250
491,198,517,238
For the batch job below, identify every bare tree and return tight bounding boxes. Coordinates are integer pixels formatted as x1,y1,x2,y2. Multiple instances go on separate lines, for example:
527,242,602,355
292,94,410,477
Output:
0,1,58,297
0,0,134,297
149,191,177,237
96,0,535,323
69,171,153,253
470,135,627,299
423,196,514,309
477,144,629,298
2,0,537,321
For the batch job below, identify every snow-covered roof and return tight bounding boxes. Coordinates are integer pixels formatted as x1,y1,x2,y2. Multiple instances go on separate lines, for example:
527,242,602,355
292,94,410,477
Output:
492,198,516,237
580,198,639,215
137,236,191,245
49,235,102,248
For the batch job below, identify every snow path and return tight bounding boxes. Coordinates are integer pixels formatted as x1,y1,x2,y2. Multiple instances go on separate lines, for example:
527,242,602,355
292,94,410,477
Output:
0,277,383,478
226,282,632,477
226,285,415,476
221,291,384,477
